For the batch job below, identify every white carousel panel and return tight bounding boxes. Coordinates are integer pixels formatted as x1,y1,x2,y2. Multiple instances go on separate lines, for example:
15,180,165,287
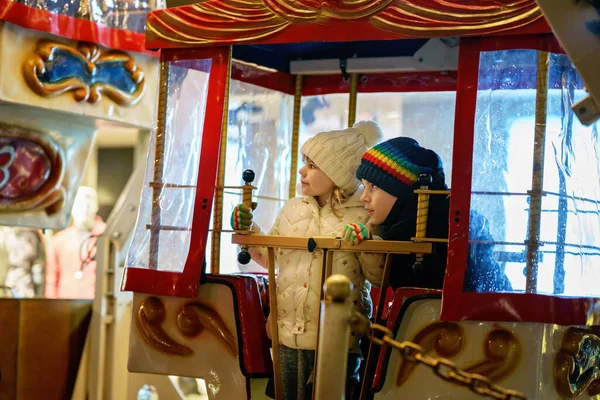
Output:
535,0,600,126
128,285,247,400
374,298,566,400
0,104,96,229
0,22,158,129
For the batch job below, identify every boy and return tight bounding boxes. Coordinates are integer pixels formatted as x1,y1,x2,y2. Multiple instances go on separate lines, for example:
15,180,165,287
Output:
342,137,512,292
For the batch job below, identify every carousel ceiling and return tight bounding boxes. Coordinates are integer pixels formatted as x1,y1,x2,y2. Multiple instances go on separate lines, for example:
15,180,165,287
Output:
232,39,429,73
145,0,551,50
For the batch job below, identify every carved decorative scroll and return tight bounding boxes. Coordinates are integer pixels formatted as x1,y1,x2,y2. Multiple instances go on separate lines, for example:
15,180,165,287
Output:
397,322,465,386
22,40,145,107
136,297,194,356
554,327,600,398
397,322,520,386
136,297,238,358
178,303,238,357
463,327,521,381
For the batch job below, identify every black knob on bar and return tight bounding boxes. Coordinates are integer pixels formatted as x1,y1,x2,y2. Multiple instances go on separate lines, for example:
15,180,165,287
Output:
412,260,425,274
418,173,432,186
238,250,251,265
242,169,255,184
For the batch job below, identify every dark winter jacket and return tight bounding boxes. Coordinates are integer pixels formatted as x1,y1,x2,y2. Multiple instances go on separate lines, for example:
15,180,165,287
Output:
379,175,512,292
379,176,449,290
463,210,513,292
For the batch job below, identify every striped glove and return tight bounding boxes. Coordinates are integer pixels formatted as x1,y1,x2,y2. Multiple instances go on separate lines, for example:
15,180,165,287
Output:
230,203,257,231
341,222,372,246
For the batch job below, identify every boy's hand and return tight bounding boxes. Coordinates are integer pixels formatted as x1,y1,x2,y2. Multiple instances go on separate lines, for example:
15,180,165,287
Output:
341,222,372,246
231,203,257,230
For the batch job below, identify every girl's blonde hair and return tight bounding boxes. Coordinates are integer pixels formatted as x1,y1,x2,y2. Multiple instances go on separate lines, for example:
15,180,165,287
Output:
329,186,349,219
303,155,349,219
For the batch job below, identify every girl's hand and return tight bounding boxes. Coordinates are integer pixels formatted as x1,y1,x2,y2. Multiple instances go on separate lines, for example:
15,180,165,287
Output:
230,203,257,230
341,222,372,246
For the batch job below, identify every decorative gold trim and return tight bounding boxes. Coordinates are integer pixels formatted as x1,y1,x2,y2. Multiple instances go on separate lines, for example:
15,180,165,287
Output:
136,296,238,358
554,327,600,397
348,73,358,127
289,74,302,199
136,297,194,357
145,0,543,47
149,61,170,270
397,323,520,386
178,302,238,357
525,50,549,293
22,40,145,107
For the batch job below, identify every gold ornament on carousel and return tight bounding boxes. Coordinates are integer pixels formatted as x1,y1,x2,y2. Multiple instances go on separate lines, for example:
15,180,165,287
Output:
349,313,527,400
136,297,238,357
554,327,600,398
145,0,544,46
22,40,145,106
396,322,521,386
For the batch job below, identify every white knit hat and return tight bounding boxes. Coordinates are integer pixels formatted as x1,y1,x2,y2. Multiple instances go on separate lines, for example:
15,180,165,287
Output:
301,120,384,194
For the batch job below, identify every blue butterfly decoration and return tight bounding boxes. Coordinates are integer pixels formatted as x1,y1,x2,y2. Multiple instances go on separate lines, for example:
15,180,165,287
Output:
23,41,146,107
39,49,138,95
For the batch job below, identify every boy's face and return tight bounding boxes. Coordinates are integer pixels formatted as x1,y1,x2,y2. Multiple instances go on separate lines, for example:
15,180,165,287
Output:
360,179,397,225
299,156,335,202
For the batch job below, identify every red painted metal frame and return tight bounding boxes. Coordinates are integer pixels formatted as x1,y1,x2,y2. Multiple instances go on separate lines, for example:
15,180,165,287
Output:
231,62,295,95
206,274,273,377
372,288,442,391
302,71,458,96
121,47,230,298
219,69,458,97
0,0,153,55
441,35,591,326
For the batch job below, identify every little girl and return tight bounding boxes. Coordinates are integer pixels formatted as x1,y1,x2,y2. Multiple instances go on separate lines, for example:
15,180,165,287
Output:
231,121,384,400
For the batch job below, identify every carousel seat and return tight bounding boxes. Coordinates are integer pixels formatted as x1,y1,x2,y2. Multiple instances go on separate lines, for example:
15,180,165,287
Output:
204,274,273,377
372,289,442,392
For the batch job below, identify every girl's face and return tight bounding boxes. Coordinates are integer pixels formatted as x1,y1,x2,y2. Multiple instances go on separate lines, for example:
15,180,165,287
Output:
360,179,398,225
299,156,336,206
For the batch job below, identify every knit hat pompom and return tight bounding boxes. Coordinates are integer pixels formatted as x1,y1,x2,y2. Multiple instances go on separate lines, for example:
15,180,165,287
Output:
356,137,444,199
300,121,385,194
353,120,384,148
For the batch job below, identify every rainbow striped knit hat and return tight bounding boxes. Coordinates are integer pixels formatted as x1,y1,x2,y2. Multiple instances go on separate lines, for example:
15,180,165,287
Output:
356,137,443,198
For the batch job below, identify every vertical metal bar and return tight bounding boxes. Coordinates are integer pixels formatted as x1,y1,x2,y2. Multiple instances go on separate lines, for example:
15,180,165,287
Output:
441,38,480,321
360,253,393,400
210,48,232,274
312,249,332,399
267,247,283,400
526,50,550,293
413,176,431,269
315,275,353,400
149,61,170,269
289,75,303,199
348,73,359,127
325,248,334,279
554,65,574,294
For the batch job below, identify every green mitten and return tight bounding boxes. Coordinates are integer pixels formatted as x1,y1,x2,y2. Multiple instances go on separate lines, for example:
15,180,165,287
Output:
230,202,257,230
341,222,372,245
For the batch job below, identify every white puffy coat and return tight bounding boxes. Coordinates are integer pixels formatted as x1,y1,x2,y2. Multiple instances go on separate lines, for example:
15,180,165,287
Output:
250,189,383,352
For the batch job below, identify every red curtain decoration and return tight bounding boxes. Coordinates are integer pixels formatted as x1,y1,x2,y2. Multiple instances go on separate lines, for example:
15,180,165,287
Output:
145,0,550,50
